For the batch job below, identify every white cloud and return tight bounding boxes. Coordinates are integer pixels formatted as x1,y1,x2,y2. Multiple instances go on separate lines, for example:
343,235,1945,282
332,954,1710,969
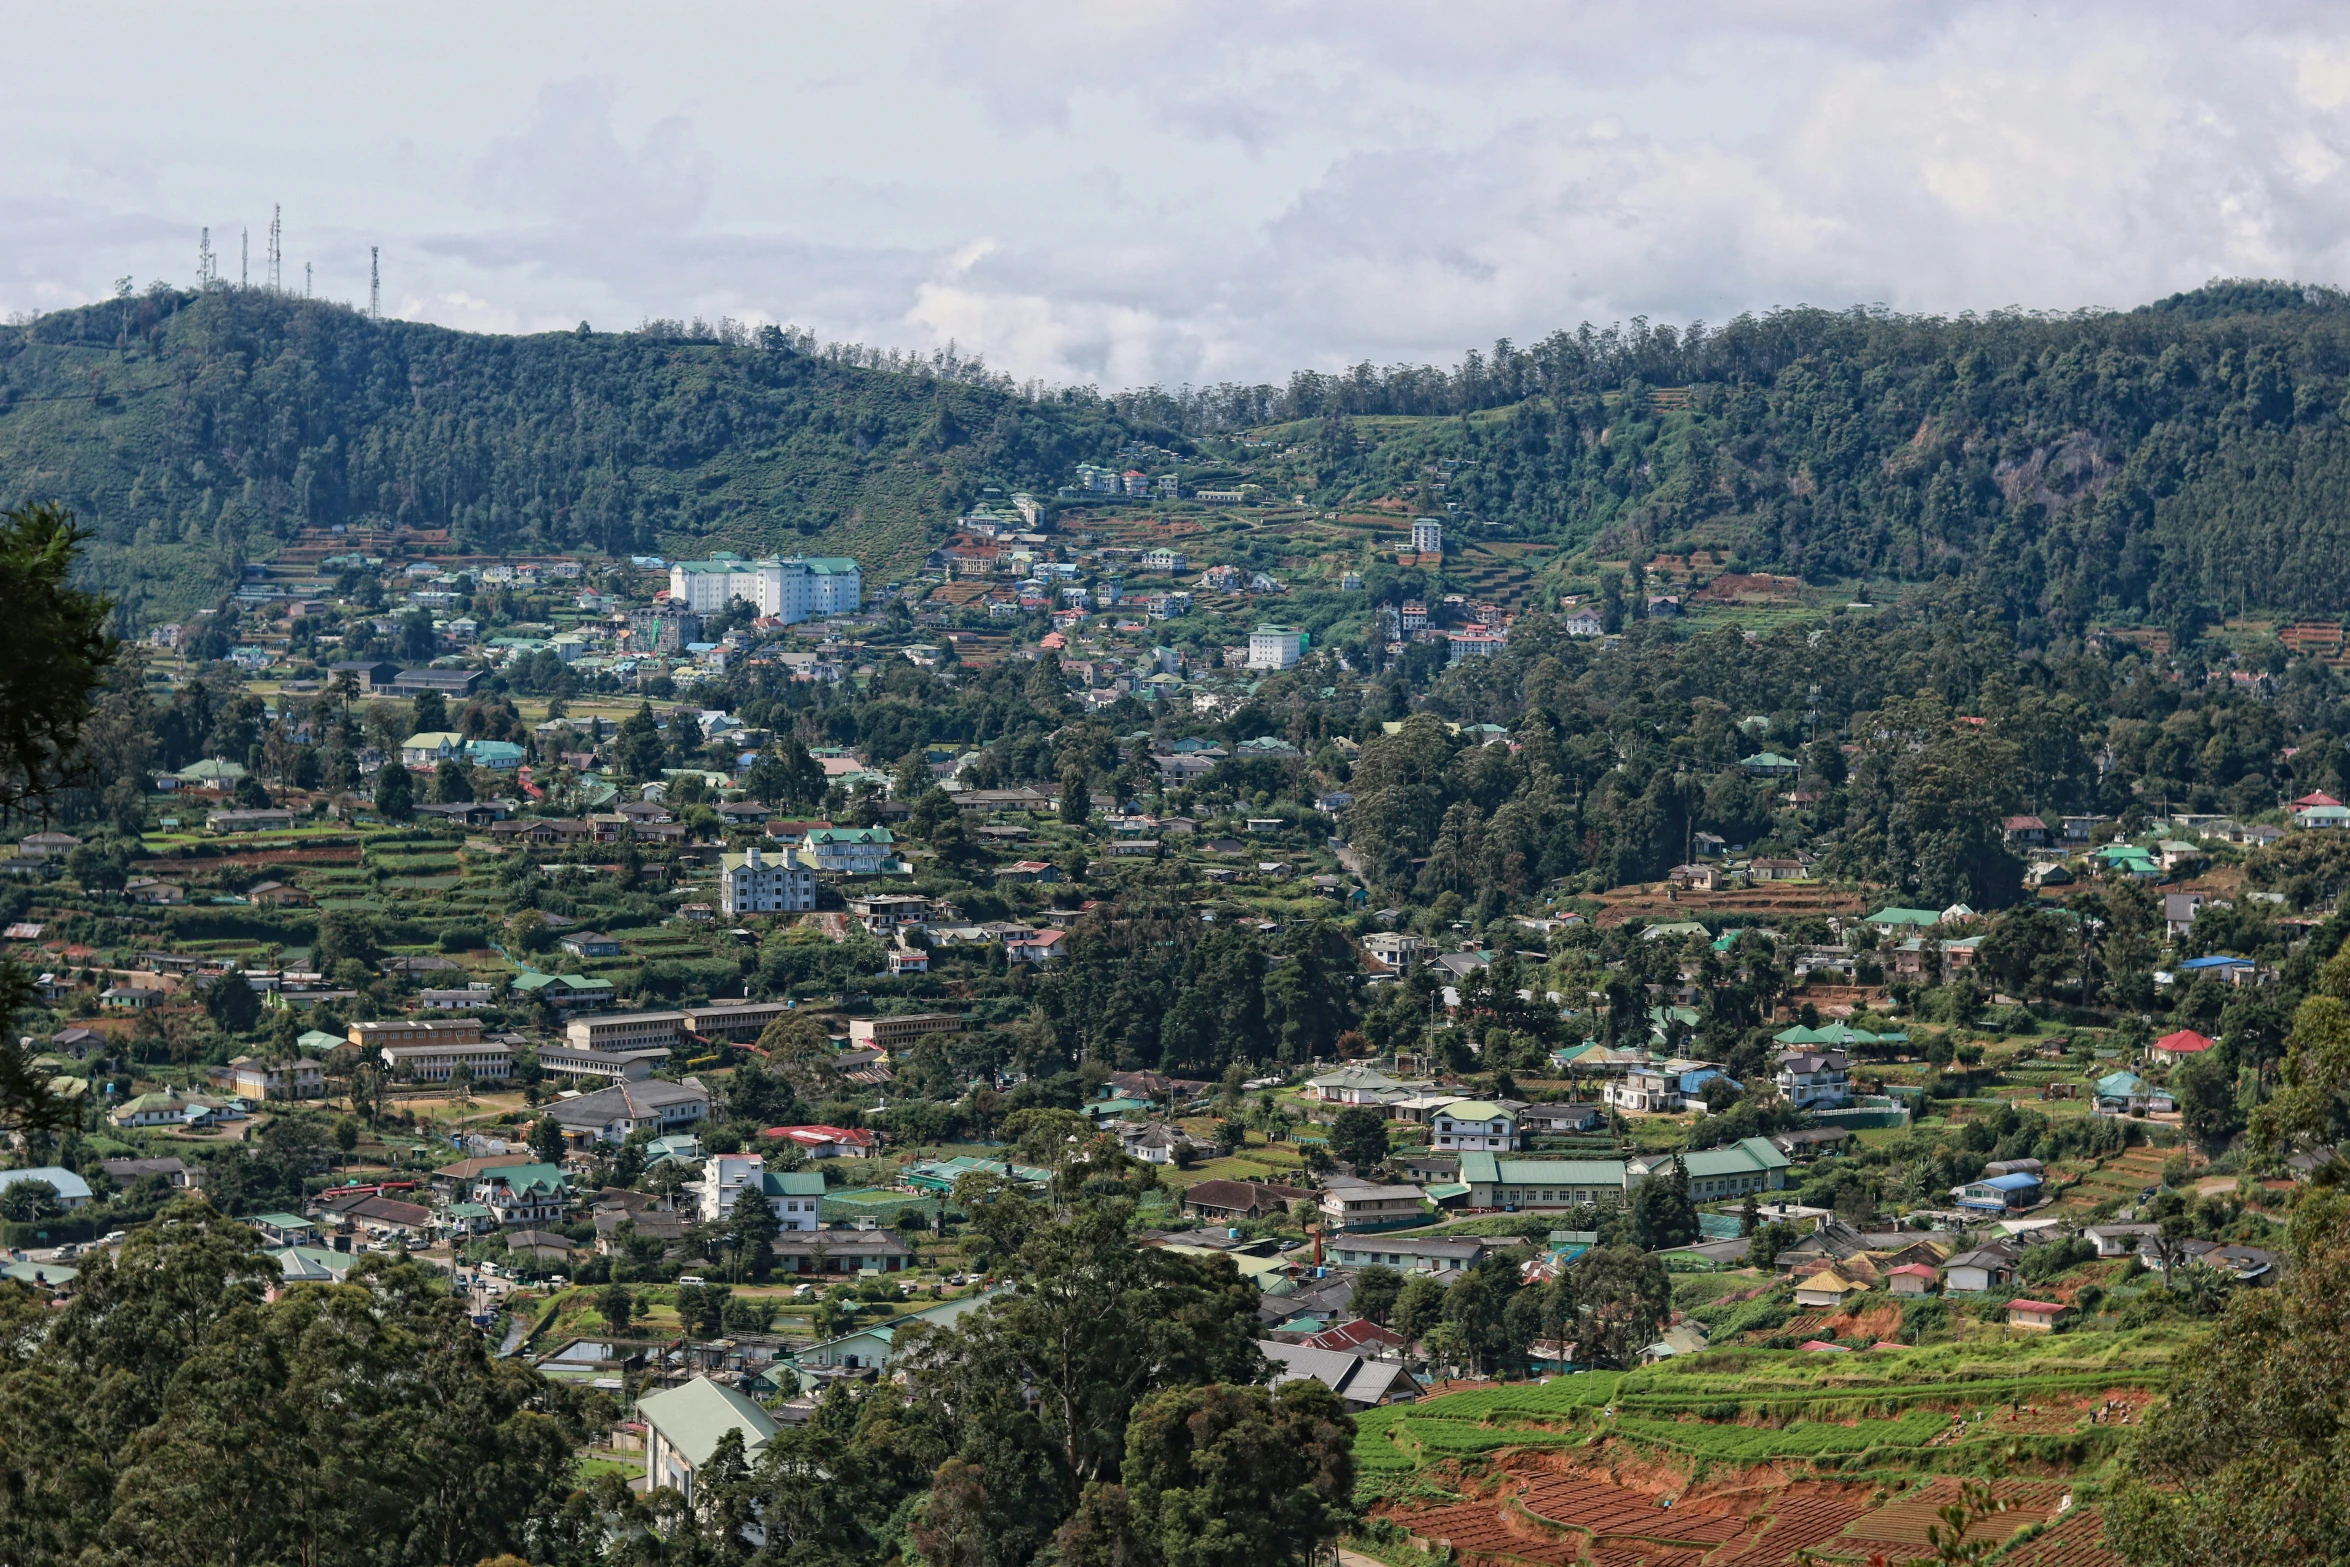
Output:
5,2,2350,387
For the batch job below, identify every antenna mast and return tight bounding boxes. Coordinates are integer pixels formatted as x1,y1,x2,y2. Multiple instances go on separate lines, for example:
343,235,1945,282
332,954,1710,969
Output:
305,262,312,299
241,228,248,288
198,227,214,289
369,247,380,319
267,205,281,291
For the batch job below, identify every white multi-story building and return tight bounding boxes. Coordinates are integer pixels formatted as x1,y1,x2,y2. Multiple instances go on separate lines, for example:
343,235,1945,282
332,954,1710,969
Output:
697,1152,825,1230
1774,1050,1853,1109
668,553,861,622
1248,626,1305,671
720,843,817,916
1411,517,1444,555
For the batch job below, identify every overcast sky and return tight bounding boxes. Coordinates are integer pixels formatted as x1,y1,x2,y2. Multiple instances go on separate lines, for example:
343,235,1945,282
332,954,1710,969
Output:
8,1,2350,388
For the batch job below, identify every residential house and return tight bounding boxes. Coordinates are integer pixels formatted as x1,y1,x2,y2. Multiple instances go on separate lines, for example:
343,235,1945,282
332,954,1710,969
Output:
721,843,818,916
1257,1341,1421,1409
769,1228,915,1275
1942,1243,2021,1292
1951,1172,2044,1212
1632,1137,1792,1200
547,1078,711,1145
1775,1050,1853,1109
558,931,624,958
1318,1175,1429,1230
2006,1299,2064,1332
1887,1263,1939,1296
1182,1179,1316,1222
100,1155,199,1190
760,1124,880,1159
1792,1271,1867,1311
1456,1153,1629,1209
638,1377,778,1503
470,1161,568,1227
0,1166,93,1210
1428,1100,1519,1152
694,1153,825,1231
210,1055,325,1101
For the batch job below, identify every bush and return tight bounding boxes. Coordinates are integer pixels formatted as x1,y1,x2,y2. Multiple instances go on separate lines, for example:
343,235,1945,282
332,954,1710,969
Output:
439,926,489,952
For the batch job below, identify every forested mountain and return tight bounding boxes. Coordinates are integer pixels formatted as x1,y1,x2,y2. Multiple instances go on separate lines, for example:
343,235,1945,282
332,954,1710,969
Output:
11,281,2350,637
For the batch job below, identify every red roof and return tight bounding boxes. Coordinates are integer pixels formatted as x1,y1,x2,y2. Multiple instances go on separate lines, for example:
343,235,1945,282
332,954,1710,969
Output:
2007,1299,2063,1314
760,1124,880,1148
1887,1263,1940,1278
2153,1029,2216,1054
1798,1340,1850,1352
2294,791,2343,808
1306,1318,1403,1353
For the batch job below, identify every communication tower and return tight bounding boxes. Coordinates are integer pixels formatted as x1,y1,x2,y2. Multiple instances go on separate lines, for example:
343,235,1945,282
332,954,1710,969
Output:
305,262,312,299
198,228,215,288
267,205,281,291
369,247,380,319
241,228,248,288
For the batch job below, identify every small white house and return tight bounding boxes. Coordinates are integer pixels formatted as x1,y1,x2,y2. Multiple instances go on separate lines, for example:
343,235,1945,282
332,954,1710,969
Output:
638,1377,777,1502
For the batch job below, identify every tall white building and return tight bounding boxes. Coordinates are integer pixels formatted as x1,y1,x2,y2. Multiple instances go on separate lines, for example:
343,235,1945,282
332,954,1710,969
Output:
669,553,861,623
1248,625,1305,671
1411,517,1444,555
720,843,817,916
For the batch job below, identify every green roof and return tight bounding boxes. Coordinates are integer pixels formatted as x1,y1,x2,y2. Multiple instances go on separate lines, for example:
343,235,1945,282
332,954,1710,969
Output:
511,971,614,994
635,1376,778,1469
477,1161,565,1196
176,758,248,782
296,1029,345,1053
1865,907,1943,926
250,1211,315,1230
1678,1137,1794,1178
1460,1153,1629,1187
760,1171,826,1196
1437,1100,1513,1122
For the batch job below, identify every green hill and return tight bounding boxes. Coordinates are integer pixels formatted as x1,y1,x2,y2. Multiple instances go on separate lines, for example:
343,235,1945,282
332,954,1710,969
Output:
0,288,1130,622
12,280,2350,640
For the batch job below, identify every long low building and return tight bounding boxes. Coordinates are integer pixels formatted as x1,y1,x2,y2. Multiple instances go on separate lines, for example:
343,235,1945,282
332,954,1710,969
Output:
537,1043,671,1081
564,1010,687,1054
546,1077,711,1144
681,999,799,1041
846,1011,964,1050
1456,1154,1631,1209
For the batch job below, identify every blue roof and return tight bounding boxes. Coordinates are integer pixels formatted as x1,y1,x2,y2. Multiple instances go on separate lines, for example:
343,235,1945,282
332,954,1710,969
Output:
1979,1172,2042,1191
2178,955,2253,970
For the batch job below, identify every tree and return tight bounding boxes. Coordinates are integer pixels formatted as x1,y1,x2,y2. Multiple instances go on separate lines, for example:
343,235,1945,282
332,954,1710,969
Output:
529,1114,566,1165
432,756,474,803
0,1177,63,1221
1351,1264,1404,1327
725,1186,780,1281
65,839,129,897
1327,1106,1391,1173
597,1283,635,1333
373,760,414,821
754,1011,842,1101
1060,761,1092,826
199,969,263,1034
2174,1049,2245,1151
332,1116,361,1155
1558,1245,1671,1369
407,686,448,734
1628,1163,1699,1251
1391,1274,1445,1351
1053,1380,1354,1567
2107,1193,2350,1566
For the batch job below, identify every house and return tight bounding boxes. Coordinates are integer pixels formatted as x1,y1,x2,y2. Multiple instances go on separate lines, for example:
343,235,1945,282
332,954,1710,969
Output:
470,1162,568,1227
1117,1121,1204,1166
123,877,186,904
1667,862,1719,892
1303,1318,1405,1358
400,731,466,767
2001,815,2051,848
558,931,624,958
1003,927,1068,965
2085,1222,2161,1257
2152,1028,2217,1058
796,1289,1000,1368
760,1124,881,1159
1604,1066,1689,1114
1519,1102,1603,1135
510,972,619,1010
245,880,310,907
1326,1234,1499,1273
1428,1100,1518,1152
800,826,901,875
1182,1179,1316,1222
638,1377,778,1502
547,1078,711,1144
696,1154,826,1231
210,1055,325,1101
0,1166,94,1210
1318,1175,1429,1230
1952,1172,2043,1212
1942,1243,2020,1292
1887,1263,1940,1296
1360,931,1431,972
994,860,1060,883
1741,752,1800,778
320,1192,436,1240
100,1155,199,1190
206,808,296,834
248,1212,320,1247
1792,1271,1867,1310
1256,1340,1421,1409
1775,1050,1853,1109
721,843,818,916
769,1228,915,1275
1305,1066,1406,1104
2006,1298,2063,1332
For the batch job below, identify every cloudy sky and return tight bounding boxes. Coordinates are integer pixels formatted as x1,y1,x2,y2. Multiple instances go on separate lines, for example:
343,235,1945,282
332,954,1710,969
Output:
9,1,2350,388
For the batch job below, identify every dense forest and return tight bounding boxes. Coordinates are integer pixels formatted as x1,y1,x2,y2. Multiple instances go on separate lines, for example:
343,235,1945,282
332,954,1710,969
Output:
13,281,2350,634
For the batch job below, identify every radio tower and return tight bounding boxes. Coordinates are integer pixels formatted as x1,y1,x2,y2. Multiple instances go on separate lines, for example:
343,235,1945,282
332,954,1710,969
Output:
369,247,380,319
305,262,312,299
241,228,248,287
198,227,214,288
267,205,281,291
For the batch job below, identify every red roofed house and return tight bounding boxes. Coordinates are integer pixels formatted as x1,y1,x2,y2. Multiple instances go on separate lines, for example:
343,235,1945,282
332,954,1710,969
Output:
1305,1318,1404,1357
1005,927,1069,965
2153,1029,2217,1057
1887,1263,1940,1296
2294,791,2343,809
2000,815,2050,848
2006,1298,2064,1332
759,1125,881,1159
